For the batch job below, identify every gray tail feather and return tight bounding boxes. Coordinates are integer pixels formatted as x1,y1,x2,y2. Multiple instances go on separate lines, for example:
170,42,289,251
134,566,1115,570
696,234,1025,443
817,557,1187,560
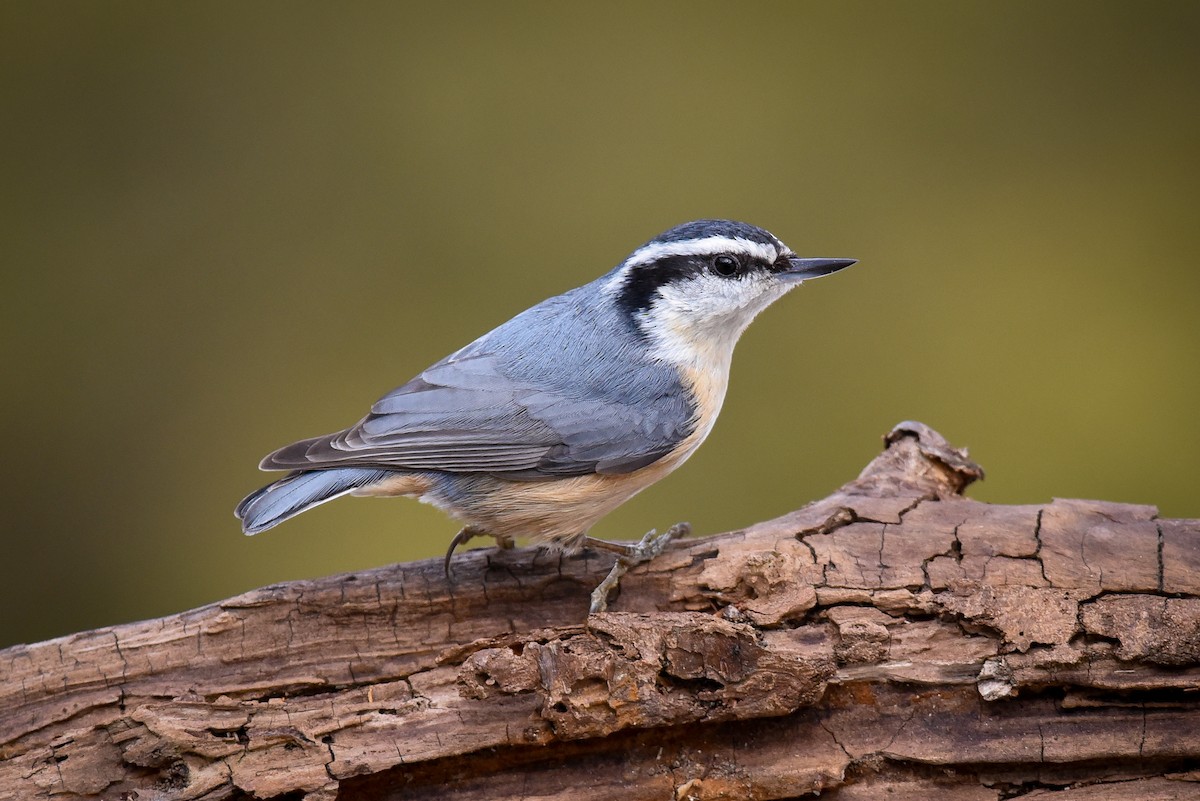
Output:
235,468,390,535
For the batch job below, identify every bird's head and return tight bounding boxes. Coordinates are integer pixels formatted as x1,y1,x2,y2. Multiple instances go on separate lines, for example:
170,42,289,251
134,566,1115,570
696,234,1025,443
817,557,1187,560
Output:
605,219,855,366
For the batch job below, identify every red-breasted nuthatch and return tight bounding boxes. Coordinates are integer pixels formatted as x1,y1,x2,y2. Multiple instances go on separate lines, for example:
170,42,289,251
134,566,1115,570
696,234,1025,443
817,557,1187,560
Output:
236,219,854,610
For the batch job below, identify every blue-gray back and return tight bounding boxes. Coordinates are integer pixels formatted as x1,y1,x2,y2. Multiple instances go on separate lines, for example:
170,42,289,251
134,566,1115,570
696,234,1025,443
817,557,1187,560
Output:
261,273,696,478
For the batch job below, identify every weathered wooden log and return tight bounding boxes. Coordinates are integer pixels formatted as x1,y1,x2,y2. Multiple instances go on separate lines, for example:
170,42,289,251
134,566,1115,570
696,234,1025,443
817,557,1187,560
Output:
2,422,1198,800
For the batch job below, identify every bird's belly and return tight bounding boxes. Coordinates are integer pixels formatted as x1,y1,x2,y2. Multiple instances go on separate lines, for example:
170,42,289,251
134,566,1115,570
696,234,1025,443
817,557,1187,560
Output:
444,457,691,548
357,436,703,549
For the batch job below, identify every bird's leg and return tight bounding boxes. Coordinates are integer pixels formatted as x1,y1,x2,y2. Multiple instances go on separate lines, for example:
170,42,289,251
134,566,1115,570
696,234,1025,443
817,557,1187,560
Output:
444,525,514,579
586,522,688,613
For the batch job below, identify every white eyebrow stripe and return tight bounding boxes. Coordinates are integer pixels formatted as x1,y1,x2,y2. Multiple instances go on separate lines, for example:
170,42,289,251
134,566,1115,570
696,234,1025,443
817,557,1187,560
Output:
623,236,781,269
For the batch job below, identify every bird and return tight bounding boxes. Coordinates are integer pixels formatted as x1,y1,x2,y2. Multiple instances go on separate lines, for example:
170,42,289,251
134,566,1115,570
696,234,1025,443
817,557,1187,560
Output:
236,219,854,611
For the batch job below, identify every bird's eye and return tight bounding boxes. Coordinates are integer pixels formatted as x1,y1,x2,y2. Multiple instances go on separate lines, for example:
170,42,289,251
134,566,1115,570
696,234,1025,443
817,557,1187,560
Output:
713,255,740,277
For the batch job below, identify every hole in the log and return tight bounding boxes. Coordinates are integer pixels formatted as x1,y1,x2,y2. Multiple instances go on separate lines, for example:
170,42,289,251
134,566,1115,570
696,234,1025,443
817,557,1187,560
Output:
991,757,1200,800
206,725,250,745
551,701,568,713
658,673,725,694
1065,686,1200,708
154,761,189,792
1077,631,1122,648
248,681,341,703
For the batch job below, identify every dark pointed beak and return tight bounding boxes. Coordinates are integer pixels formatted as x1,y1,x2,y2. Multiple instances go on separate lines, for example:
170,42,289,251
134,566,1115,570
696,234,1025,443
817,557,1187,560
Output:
777,257,857,281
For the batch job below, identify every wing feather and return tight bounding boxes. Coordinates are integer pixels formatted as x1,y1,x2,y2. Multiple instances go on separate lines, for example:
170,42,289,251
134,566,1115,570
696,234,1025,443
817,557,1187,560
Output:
260,344,694,479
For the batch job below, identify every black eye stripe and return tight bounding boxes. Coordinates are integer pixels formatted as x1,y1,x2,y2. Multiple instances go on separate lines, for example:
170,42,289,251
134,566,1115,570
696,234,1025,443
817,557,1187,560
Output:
615,255,696,316
615,251,772,319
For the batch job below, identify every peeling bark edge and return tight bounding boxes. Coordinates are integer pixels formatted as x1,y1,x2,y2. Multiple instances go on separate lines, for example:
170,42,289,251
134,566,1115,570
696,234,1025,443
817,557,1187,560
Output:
1,422,1198,801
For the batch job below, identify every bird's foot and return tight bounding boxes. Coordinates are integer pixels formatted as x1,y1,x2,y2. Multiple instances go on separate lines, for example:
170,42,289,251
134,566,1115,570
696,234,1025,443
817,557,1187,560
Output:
586,522,688,613
444,526,513,580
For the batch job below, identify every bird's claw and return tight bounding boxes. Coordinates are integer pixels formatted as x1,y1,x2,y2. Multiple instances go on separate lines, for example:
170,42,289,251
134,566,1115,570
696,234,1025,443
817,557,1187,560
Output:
444,526,512,580
588,522,688,613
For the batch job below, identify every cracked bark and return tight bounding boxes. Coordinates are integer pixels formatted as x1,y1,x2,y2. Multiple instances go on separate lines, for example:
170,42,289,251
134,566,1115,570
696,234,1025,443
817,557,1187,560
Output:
3,421,1199,800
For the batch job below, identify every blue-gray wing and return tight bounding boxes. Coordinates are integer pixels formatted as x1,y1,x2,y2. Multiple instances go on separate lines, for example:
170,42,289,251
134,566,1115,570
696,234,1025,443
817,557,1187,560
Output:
260,342,695,479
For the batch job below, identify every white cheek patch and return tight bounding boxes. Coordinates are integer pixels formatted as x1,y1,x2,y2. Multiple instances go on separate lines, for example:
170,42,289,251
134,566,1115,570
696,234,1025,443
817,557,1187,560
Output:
657,274,762,318
635,274,796,368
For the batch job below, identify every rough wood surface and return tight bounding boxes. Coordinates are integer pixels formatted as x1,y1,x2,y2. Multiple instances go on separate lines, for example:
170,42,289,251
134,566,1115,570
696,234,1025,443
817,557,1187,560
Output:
2,422,1198,800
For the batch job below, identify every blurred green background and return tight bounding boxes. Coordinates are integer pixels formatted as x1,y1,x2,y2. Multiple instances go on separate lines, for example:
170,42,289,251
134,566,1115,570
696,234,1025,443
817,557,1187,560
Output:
3,1,1197,648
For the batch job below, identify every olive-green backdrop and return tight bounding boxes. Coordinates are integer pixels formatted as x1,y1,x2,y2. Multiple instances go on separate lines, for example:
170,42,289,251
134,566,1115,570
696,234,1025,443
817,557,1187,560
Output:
3,1,1198,647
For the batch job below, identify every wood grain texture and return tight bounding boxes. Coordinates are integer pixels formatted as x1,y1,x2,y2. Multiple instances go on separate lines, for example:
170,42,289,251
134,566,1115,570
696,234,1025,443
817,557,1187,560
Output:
2,422,1198,800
